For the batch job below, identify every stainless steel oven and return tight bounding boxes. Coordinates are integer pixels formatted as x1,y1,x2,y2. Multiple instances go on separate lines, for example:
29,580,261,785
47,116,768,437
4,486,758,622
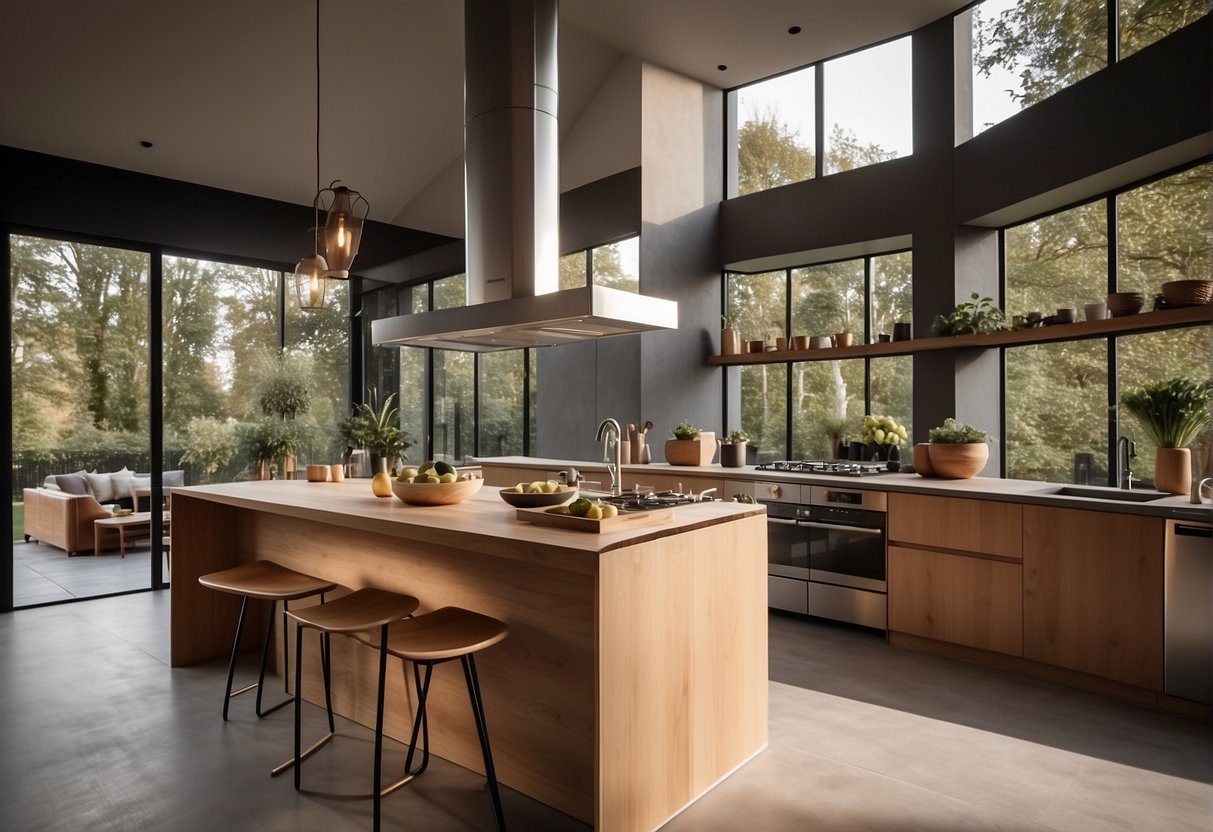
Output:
759,482,887,629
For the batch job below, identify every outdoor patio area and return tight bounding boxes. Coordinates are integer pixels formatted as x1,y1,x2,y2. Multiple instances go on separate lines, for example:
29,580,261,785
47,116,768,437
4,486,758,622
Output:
12,539,167,607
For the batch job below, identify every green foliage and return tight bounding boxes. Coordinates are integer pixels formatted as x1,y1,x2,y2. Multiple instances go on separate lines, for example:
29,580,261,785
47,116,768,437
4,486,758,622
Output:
238,418,313,466
340,388,411,459
1119,377,1211,449
178,417,238,483
672,419,701,440
737,108,815,195
929,418,990,445
723,428,749,445
930,293,1006,336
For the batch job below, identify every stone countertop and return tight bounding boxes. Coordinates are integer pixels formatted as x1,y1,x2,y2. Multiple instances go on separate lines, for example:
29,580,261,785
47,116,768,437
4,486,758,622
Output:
472,456,1213,523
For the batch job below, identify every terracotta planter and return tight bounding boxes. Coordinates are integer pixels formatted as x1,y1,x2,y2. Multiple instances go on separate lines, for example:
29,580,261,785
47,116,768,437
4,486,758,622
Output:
665,432,716,466
1154,447,1191,495
912,443,935,477
719,441,747,468
927,442,989,479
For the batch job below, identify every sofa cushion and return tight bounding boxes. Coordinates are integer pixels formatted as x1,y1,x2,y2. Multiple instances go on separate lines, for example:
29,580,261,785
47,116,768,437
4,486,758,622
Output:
128,474,151,499
54,472,89,495
163,469,185,490
83,471,116,503
110,467,135,499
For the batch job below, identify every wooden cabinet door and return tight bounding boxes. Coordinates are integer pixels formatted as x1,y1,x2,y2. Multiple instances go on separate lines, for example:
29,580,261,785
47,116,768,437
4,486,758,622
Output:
888,493,1022,558
1022,506,1164,690
888,545,1023,656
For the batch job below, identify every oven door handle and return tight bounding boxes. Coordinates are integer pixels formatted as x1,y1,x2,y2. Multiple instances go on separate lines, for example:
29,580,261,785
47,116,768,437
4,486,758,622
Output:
796,519,884,535
767,515,801,527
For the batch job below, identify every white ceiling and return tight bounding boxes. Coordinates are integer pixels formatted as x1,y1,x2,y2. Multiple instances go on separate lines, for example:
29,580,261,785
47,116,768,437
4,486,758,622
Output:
0,0,966,237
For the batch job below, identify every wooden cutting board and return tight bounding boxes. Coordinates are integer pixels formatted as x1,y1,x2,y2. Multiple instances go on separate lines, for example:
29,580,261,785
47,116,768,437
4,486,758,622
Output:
515,504,673,533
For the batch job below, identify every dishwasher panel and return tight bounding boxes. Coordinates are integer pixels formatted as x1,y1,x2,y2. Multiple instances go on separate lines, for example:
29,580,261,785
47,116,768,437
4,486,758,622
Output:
1165,519,1212,704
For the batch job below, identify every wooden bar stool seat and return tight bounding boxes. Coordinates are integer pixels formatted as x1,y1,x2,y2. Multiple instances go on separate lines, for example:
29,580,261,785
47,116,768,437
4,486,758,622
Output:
198,560,337,721
273,587,420,832
353,606,510,832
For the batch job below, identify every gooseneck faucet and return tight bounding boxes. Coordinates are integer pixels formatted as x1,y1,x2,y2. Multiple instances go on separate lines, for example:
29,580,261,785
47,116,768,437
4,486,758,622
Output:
595,418,622,496
1117,435,1137,489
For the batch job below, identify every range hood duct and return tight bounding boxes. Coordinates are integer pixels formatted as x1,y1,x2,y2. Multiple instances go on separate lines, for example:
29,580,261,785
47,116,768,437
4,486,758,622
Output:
372,0,677,352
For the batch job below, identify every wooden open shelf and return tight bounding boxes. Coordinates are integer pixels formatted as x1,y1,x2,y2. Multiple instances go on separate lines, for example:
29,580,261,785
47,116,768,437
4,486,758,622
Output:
707,304,1211,366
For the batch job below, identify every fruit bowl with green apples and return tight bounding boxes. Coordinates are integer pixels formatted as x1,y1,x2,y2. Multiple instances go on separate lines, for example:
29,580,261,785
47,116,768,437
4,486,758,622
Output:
391,460,483,506
498,479,578,508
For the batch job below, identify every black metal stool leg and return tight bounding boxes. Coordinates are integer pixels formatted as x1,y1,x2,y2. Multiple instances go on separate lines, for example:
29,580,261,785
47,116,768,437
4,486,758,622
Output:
254,600,293,717
463,654,506,832
222,595,251,721
401,662,433,778
322,632,335,733
373,624,389,832
293,622,304,790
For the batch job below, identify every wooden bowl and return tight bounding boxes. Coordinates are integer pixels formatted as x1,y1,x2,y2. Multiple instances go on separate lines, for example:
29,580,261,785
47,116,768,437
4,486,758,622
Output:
390,477,483,506
1106,292,1144,317
498,485,577,508
927,443,989,479
305,464,330,482
912,443,935,477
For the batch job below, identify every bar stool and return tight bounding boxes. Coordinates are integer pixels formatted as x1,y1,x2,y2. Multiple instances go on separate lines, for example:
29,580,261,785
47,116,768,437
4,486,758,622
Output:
198,561,337,721
353,606,510,832
273,587,421,831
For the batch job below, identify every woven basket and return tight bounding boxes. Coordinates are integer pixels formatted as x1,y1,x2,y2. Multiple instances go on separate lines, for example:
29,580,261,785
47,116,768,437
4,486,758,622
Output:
1161,279,1213,307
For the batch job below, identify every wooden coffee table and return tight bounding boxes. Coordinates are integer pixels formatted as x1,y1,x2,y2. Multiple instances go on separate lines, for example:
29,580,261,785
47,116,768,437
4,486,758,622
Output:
94,512,153,558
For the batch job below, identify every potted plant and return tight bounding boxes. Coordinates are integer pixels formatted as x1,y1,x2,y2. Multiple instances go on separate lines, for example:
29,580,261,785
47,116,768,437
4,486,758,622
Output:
239,418,294,480
340,388,411,474
719,428,749,468
1119,376,1211,494
929,293,1006,336
256,351,312,479
665,418,716,466
861,415,907,462
720,314,741,356
925,418,990,479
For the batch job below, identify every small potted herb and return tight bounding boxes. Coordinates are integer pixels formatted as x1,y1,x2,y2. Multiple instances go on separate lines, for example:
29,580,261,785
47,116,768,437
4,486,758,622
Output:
923,417,990,479
929,293,1006,337
665,419,717,466
718,428,750,468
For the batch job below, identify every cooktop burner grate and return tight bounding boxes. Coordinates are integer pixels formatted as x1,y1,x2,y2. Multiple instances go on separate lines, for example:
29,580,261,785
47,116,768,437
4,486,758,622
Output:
754,460,894,476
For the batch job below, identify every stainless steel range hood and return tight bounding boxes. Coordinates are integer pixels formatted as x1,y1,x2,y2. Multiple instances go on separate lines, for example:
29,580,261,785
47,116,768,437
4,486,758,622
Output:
371,0,677,353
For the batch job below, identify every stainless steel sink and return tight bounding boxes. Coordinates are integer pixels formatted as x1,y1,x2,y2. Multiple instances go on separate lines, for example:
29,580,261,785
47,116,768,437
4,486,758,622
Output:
1049,485,1171,502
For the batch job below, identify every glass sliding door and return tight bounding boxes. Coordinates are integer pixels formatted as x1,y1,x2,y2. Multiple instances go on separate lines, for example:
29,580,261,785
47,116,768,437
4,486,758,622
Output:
10,234,153,605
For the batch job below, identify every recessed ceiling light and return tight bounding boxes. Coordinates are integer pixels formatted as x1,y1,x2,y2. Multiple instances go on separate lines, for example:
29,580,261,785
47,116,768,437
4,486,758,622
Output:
788,25,801,35
717,64,728,71
139,140,153,148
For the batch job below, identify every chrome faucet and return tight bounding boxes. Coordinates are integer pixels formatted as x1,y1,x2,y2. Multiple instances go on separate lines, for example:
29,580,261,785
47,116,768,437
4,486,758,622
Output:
595,418,622,496
1117,435,1137,489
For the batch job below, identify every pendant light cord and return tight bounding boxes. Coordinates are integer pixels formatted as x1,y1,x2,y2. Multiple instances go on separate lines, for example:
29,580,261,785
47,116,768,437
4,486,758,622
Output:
313,0,321,253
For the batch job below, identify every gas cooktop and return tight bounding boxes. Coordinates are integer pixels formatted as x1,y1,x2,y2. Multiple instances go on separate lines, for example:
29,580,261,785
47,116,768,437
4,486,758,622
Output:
754,460,895,476
604,490,706,511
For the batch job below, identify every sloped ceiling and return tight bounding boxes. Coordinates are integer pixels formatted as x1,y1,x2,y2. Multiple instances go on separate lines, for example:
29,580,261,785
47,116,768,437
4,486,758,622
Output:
0,0,966,238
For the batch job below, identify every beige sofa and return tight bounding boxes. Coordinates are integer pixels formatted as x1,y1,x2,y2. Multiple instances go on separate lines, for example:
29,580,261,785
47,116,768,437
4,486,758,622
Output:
22,488,114,556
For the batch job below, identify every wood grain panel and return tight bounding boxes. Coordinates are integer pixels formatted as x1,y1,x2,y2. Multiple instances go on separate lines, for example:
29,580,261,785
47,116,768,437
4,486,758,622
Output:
1023,506,1164,690
598,515,767,832
888,545,1023,656
170,494,261,666
888,492,1022,558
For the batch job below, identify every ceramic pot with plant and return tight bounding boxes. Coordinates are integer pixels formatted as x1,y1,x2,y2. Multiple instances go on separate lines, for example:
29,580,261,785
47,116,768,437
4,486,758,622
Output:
1119,376,1211,494
926,418,990,479
719,429,749,468
340,387,412,474
665,419,716,466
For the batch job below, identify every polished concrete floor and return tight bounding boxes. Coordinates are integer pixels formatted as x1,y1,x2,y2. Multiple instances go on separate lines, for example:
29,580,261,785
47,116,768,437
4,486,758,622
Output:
0,595,1208,831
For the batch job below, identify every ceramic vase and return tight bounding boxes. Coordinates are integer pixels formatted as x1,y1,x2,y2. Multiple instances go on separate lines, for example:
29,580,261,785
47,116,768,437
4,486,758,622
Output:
1154,447,1191,495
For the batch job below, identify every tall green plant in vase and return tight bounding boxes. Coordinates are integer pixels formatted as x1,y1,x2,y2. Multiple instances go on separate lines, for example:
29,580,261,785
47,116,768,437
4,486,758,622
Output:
340,387,412,474
1119,377,1211,494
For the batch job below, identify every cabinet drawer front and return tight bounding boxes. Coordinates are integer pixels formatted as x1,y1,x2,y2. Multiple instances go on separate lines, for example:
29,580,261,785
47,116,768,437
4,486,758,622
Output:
888,545,1023,656
888,493,1022,558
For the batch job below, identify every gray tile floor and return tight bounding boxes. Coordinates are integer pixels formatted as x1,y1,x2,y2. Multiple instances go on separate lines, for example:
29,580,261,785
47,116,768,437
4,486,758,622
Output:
0,597,1208,831
13,540,164,606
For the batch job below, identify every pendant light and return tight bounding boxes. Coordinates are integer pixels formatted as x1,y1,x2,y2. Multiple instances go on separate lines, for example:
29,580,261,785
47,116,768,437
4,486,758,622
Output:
294,0,369,308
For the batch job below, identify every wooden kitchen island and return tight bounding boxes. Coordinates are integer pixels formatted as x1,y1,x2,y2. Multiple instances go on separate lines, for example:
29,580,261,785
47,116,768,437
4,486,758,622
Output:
169,480,768,831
